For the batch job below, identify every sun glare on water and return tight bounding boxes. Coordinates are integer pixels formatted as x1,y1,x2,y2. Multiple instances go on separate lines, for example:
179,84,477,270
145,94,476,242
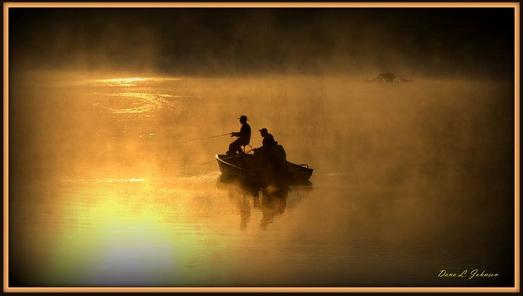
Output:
94,77,149,87
87,75,187,114
93,76,182,87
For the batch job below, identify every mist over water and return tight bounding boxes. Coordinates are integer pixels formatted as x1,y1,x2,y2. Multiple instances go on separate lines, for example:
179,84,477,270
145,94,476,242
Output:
8,5,515,288
9,70,514,286
10,8,514,79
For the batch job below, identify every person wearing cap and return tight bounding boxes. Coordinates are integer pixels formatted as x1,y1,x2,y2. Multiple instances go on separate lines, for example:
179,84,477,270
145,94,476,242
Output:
254,128,287,171
227,115,251,154
259,128,276,149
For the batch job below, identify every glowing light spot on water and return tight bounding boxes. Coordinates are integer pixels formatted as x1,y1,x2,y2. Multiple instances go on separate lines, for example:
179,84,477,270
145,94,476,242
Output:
100,178,145,183
61,178,146,184
92,77,183,87
95,77,148,87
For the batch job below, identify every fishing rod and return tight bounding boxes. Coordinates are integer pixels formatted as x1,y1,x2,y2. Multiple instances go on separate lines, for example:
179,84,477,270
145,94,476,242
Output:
208,132,232,139
178,132,232,144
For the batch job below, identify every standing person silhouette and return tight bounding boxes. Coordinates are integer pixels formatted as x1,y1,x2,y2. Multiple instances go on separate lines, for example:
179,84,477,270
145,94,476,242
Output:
227,115,251,154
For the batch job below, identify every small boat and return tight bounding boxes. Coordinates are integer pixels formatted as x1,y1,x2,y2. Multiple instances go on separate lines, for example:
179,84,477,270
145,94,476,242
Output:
216,153,313,185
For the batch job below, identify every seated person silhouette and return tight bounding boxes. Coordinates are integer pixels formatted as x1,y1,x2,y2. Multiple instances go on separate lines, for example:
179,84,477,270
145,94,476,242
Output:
227,115,251,154
259,128,276,149
255,128,286,170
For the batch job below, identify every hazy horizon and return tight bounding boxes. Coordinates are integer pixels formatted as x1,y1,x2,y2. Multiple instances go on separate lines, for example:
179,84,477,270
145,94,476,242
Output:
10,8,514,79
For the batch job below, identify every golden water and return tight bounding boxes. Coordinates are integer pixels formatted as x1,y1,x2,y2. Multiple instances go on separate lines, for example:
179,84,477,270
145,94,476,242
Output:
9,71,514,286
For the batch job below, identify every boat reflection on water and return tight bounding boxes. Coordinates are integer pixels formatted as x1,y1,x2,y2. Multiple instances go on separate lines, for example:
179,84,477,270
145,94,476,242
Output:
216,175,312,230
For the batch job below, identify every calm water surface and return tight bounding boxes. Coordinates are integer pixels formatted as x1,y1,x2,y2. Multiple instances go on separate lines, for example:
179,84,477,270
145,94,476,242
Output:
9,72,514,286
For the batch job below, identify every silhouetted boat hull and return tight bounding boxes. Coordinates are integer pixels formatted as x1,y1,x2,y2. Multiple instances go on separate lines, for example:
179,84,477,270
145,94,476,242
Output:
216,154,313,185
